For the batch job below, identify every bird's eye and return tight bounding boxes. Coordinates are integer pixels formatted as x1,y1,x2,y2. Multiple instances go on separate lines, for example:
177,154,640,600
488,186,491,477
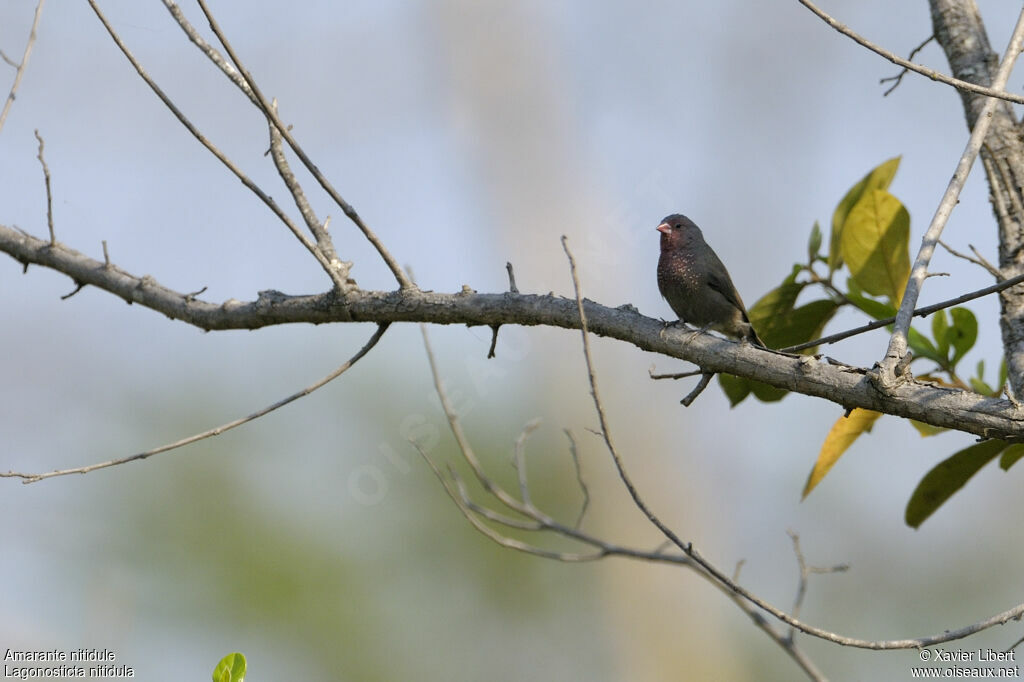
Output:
674,224,682,229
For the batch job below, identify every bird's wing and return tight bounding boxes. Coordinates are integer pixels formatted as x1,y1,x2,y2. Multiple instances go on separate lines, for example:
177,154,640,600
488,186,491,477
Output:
705,269,751,321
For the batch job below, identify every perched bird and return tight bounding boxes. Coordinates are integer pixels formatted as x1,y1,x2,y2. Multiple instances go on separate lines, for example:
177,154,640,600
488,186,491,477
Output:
656,213,765,347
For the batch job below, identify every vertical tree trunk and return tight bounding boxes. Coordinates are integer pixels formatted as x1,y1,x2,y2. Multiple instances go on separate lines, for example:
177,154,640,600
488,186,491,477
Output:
930,0,1024,397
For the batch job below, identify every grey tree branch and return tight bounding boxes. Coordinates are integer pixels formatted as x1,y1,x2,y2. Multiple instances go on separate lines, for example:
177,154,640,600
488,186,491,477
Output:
2,222,1023,442
875,5,1024,389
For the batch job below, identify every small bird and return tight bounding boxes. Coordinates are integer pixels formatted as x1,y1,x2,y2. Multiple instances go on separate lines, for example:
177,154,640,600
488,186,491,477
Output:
656,213,765,347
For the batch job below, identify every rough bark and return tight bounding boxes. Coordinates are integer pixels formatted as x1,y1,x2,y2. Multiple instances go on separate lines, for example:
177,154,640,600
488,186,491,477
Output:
931,0,1024,396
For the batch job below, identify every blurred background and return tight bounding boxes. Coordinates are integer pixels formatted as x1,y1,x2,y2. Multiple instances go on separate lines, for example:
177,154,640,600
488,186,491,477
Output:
1,1,1023,679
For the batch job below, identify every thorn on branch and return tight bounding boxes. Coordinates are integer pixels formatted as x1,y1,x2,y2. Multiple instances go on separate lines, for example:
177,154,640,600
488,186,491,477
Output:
102,240,110,268
60,282,84,300
487,324,500,359
681,372,714,406
505,261,519,293
184,286,208,302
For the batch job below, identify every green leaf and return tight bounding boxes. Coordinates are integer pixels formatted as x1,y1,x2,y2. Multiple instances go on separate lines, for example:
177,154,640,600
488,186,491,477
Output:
749,381,789,403
999,359,1008,390
845,290,896,321
830,157,901,272
970,377,995,394
907,327,945,365
931,310,950,360
1000,444,1024,470
213,653,247,682
718,373,751,406
947,307,978,367
808,221,823,263
908,420,948,437
840,189,911,304
803,409,882,498
905,439,1008,528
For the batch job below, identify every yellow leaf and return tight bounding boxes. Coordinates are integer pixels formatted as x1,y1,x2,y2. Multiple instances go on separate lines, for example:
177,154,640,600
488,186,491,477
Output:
840,189,910,304
802,409,882,499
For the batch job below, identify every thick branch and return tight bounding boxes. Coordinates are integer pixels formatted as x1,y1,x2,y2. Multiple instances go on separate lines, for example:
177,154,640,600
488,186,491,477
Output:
877,5,1024,388
4,223,1022,441
931,0,1024,398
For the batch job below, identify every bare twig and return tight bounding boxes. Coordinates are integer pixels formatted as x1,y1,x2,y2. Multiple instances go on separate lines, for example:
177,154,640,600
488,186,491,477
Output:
33,129,53,243
787,531,849,643
939,239,1002,279
0,0,44,135
798,0,1024,105
160,1,256,104
783,270,1024,353
878,7,1024,387
880,35,935,96
0,50,19,69
266,100,351,292
194,0,414,290
85,0,341,283
649,366,707,380
563,429,590,529
512,418,542,507
1,323,390,483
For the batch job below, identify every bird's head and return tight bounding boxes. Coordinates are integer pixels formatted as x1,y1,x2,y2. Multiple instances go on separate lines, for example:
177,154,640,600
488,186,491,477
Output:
656,214,700,250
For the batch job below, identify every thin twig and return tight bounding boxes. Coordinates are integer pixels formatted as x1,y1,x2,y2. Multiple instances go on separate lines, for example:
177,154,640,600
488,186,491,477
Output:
649,366,707,381
1,323,390,483
798,0,1024,105
85,0,337,281
787,531,849,643
878,6,1024,386
512,418,542,507
563,429,590,529
782,270,1024,353
0,0,45,135
266,99,350,292
160,1,256,104
880,35,935,96
33,129,53,244
195,0,414,290
939,239,1002,279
